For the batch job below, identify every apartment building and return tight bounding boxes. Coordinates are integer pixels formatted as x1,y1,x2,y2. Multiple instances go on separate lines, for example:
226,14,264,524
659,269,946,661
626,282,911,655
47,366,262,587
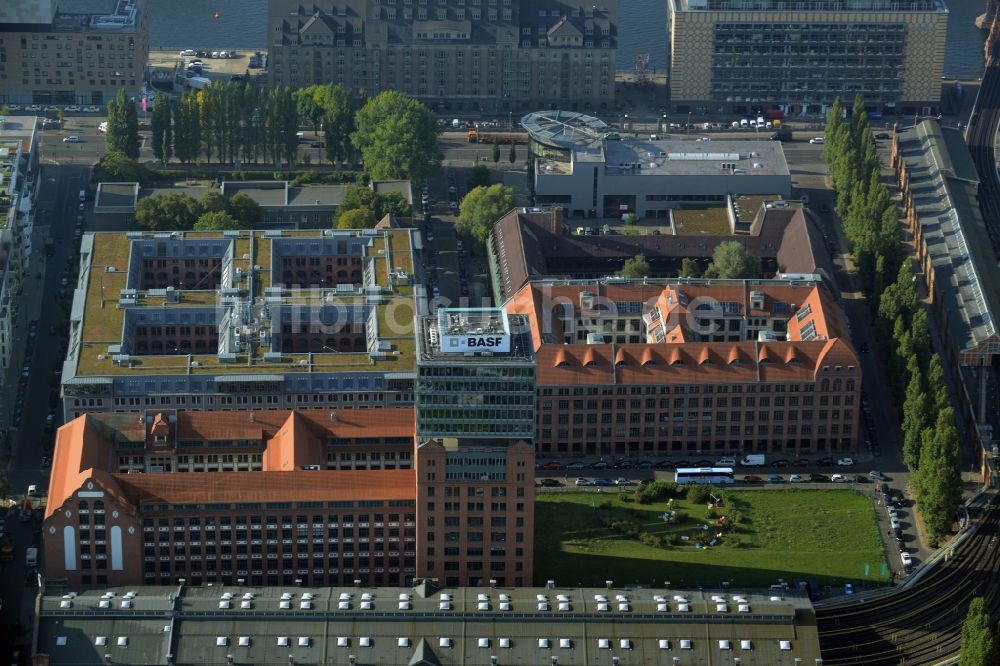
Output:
60,228,420,421
666,0,948,116
266,0,617,112
0,0,150,106
503,278,861,458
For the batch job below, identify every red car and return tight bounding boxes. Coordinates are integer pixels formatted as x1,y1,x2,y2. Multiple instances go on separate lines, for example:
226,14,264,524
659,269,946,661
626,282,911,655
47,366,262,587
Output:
792,459,810,468
541,461,563,470
742,475,764,484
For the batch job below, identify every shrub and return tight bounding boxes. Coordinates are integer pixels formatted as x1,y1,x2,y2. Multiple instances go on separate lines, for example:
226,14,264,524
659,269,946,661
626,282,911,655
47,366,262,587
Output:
635,480,678,504
686,484,714,504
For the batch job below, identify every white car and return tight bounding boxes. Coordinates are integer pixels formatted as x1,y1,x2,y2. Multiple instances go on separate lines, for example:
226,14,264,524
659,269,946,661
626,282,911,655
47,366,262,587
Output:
890,518,901,531
788,474,806,483
84,105,102,113
62,135,81,143
809,137,825,144
180,49,196,56
900,551,912,566
64,105,80,112
575,478,591,486
25,104,41,112
831,473,847,483
836,457,854,466
565,461,585,470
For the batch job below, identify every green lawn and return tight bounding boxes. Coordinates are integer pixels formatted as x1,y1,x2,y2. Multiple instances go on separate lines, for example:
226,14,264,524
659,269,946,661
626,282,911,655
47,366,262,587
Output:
534,489,889,588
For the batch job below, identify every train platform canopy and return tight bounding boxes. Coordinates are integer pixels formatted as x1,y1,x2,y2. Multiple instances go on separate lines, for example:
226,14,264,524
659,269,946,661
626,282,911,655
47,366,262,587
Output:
520,110,609,149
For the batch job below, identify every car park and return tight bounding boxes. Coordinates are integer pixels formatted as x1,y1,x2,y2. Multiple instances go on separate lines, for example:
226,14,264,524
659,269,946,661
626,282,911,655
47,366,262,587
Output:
767,474,785,483
836,457,854,466
788,474,806,483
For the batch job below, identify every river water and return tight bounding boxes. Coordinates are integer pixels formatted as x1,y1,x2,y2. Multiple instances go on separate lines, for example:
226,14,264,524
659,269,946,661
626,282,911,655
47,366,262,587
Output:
148,0,987,78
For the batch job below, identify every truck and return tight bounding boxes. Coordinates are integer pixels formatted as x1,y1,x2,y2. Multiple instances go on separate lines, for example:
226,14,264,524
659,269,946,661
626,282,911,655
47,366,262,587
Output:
739,454,766,467
186,75,212,90
467,130,528,144
25,547,37,568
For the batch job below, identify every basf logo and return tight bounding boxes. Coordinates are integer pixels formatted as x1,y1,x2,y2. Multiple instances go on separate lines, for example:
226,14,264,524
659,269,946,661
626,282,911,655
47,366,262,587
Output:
442,334,511,353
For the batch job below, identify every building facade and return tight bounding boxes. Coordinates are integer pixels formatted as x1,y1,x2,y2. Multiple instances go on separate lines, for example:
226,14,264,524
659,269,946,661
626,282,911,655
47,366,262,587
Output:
60,228,420,422
0,0,150,106
666,0,948,116
504,278,861,458
413,308,537,587
266,0,617,113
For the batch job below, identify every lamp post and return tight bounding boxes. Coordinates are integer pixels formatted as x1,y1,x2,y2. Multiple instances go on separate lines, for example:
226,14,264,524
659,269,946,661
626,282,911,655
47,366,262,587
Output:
687,111,692,135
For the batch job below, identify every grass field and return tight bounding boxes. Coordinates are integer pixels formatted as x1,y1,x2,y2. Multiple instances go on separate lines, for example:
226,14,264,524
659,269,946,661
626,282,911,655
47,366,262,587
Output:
534,489,889,588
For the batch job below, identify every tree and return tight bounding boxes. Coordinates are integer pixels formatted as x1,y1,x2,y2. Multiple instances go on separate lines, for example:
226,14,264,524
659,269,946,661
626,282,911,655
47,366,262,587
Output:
194,210,241,231
705,241,761,279
916,407,963,544
376,191,412,219
352,91,441,181
199,190,230,213
92,151,151,185
151,99,171,162
466,164,491,190
492,141,501,168
56,108,65,124
621,255,650,279
334,185,378,225
927,354,950,413
336,207,377,230
456,184,515,247
679,258,702,278
902,365,929,472
509,142,517,165
960,597,997,666
134,193,201,231
323,84,357,165
228,193,263,228
105,89,140,159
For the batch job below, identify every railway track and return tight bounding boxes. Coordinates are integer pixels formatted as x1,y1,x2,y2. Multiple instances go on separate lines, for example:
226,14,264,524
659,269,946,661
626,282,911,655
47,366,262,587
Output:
817,495,1000,664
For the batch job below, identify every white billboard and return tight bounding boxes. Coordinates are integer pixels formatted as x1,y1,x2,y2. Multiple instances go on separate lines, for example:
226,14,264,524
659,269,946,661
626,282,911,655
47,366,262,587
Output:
441,333,510,353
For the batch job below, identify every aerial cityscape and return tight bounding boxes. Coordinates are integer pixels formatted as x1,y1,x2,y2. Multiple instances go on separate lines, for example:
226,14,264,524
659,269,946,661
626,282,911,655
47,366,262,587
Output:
1,0,1000,664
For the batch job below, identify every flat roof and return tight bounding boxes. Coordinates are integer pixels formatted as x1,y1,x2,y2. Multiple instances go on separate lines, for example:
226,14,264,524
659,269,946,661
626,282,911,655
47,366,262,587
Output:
95,182,139,208
66,229,419,380
598,138,789,177
36,584,821,665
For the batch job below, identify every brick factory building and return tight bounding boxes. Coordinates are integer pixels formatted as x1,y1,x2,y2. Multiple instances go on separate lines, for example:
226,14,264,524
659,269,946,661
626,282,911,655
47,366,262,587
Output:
503,278,860,458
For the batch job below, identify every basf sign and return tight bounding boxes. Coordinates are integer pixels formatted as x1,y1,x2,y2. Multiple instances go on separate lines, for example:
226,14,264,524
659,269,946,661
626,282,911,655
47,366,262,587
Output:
442,333,511,353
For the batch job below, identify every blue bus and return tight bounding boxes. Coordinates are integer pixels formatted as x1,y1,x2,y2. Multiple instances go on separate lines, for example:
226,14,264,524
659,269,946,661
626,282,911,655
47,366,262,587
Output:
674,467,735,485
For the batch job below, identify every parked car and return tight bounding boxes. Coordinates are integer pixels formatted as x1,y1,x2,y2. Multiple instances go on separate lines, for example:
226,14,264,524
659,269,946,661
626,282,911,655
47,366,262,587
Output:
869,470,887,481
574,478,591,486
62,135,81,143
592,478,613,487
771,459,791,468
538,478,561,487
654,460,675,469
767,474,786,483
792,459,810,467
565,461,585,470
809,137,825,144
742,475,764,484
589,460,609,469
854,474,870,483
615,478,634,486
815,457,835,466
788,474,806,483
831,473,847,483
836,457,854,466
540,461,562,470
809,473,830,483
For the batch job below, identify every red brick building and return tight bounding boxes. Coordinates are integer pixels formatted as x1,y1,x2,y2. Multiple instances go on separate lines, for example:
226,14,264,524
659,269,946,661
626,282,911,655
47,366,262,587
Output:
505,278,861,458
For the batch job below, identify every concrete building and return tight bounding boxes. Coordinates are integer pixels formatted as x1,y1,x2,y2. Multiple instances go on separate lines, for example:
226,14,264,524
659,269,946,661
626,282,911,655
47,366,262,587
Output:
503,277,860,458
487,206,835,303
60,228,421,422
523,112,792,218
891,119,1000,486
266,0,617,113
32,583,823,666
0,0,150,106
666,0,948,117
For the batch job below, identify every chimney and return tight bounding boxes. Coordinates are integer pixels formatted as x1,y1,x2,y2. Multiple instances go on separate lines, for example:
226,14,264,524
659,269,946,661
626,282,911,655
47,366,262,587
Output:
550,207,564,235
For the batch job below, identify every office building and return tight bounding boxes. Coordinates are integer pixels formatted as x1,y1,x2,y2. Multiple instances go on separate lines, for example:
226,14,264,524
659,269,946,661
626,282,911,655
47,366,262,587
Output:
522,111,791,218
503,277,861,458
487,206,835,303
60,228,420,422
266,0,617,113
0,0,150,106
666,0,948,116
414,308,537,586
32,583,823,666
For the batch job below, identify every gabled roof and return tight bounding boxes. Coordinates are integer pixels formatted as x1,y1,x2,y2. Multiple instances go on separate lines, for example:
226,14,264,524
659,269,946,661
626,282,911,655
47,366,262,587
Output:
408,638,442,666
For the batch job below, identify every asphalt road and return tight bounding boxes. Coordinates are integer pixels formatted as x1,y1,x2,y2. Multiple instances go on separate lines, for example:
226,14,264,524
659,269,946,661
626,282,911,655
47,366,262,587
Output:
0,158,88,664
